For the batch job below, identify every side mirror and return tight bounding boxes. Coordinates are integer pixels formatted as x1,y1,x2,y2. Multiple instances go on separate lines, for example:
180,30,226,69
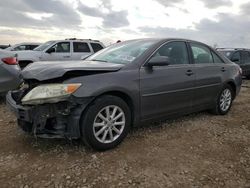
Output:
147,56,170,67
46,48,55,54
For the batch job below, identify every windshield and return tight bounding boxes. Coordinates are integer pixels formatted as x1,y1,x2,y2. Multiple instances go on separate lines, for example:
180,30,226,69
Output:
86,40,157,64
33,41,55,51
5,47,12,50
218,50,233,58
5,44,17,50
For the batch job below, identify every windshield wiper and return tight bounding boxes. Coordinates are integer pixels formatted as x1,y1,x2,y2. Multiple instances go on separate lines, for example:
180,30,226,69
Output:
91,59,108,62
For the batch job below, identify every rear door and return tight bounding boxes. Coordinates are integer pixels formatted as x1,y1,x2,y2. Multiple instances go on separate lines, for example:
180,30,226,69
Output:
72,42,92,60
140,41,196,120
190,42,225,109
41,42,71,61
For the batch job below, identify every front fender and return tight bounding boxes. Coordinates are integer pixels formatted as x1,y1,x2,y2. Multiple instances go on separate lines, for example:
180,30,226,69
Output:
65,70,141,126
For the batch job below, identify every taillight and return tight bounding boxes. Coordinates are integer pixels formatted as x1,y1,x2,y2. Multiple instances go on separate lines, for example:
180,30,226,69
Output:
2,57,18,65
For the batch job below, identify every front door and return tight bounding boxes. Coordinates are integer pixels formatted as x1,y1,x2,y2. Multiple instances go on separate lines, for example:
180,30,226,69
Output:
140,41,196,121
41,42,71,61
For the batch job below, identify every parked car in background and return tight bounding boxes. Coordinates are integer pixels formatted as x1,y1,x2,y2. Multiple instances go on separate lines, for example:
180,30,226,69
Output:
217,48,250,78
7,38,242,150
0,50,22,96
16,38,105,68
0,45,11,49
5,42,41,51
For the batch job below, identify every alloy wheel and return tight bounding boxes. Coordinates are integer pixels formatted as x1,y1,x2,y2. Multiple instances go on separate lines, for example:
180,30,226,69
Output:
93,105,125,144
219,88,232,112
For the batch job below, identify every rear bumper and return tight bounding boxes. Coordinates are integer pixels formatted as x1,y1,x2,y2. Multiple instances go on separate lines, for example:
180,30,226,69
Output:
6,91,93,139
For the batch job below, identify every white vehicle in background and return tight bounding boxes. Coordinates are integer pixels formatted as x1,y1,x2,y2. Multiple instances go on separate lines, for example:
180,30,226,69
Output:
5,42,41,51
17,38,105,68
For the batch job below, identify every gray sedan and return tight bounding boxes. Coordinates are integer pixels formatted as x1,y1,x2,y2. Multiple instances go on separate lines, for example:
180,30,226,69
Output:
7,38,242,150
0,50,21,95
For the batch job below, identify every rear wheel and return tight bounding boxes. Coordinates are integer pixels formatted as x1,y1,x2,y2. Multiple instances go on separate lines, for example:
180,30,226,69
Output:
80,95,131,151
211,84,233,115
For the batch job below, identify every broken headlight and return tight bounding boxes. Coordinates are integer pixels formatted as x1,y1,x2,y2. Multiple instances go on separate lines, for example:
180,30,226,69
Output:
21,83,82,105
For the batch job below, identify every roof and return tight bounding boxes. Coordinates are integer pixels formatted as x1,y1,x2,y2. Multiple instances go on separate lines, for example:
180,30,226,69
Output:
216,48,250,51
13,42,42,46
65,38,100,42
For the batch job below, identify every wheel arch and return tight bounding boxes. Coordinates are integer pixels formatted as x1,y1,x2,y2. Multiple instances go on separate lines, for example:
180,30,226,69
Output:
97,90,135,126
80,90,136,129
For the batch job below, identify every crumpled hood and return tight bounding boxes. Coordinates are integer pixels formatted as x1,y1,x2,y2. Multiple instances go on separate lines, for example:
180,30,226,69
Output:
22,60,124,81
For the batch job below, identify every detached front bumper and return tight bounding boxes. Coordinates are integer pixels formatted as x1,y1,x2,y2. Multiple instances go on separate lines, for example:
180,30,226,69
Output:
6,91,32,122
6,91,92,139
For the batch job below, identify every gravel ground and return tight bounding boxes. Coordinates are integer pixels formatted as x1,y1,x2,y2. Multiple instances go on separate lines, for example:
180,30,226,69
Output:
1,81,250,188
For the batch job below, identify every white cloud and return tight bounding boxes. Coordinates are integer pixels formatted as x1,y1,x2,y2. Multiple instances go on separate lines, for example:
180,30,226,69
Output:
0,0,249,47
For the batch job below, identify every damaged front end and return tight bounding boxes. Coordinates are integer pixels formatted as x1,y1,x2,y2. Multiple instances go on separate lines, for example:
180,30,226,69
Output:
6,80,92,139
6,60,123,140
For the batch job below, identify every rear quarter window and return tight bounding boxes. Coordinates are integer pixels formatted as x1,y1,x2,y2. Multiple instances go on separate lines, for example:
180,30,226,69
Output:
90,43,104,52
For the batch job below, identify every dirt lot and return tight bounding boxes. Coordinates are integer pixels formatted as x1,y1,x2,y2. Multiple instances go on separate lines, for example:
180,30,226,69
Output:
1,82,250,188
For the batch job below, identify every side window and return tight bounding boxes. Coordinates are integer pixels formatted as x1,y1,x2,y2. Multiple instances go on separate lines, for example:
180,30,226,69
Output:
14,45,26,51
152,41,189,65
190,43,213,64
50,42,70,53
29,45,38,50
25,45,34,50
241,51,250,64
90,43,104,53
211,51,225,64
247,52,250,64
73,42,90,52
25,45,31,50
231,51,240,64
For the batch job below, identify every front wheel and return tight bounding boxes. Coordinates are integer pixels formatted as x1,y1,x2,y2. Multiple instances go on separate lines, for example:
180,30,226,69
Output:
80,95,131,151
211,84,233,115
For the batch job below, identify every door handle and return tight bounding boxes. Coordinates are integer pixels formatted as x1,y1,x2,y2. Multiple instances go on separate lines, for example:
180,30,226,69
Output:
63,56,70,58
221,67,226,72
186,70,194,76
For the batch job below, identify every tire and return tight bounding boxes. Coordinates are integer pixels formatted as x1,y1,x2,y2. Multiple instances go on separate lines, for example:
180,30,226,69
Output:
211,84,233,115
80,95,131,151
